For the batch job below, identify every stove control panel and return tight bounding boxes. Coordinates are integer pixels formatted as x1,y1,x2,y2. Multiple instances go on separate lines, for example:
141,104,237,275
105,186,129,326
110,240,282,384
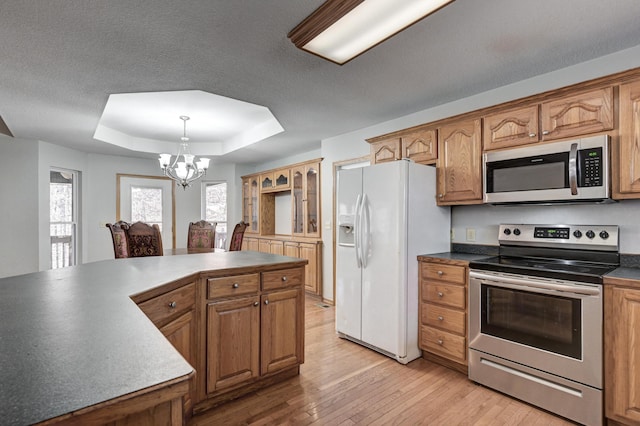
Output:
499,224,619,251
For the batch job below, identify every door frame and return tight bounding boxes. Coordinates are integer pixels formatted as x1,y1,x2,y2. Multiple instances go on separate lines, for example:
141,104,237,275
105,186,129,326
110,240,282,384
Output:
116,173,176,249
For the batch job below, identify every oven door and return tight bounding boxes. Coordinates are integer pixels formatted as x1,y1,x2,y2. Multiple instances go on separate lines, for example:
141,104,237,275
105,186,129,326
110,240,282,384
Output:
468,270,602,388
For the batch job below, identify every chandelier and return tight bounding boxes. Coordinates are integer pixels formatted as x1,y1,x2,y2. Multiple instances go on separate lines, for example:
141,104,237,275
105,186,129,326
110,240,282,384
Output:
158,116,210,189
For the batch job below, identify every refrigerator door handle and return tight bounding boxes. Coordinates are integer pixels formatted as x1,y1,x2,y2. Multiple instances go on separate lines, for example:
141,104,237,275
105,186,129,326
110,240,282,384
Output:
354,194,363,268
361,193,370,268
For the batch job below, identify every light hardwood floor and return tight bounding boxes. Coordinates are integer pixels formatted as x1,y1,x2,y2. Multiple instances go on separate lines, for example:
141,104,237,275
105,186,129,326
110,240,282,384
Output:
189,296,575,425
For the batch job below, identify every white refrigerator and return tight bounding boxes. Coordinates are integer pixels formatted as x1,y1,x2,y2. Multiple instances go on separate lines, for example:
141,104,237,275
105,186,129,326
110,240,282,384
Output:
336,160,450,364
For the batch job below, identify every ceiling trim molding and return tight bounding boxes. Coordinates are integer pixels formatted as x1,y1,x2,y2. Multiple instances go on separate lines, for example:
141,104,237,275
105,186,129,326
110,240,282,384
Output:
0,115,13,137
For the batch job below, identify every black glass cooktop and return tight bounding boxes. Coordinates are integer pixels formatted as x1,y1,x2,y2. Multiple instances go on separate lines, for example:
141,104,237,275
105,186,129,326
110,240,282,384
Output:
469,255,618,284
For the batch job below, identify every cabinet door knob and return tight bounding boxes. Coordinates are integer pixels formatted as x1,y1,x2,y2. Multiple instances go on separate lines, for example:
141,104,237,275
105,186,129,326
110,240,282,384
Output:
281,276,287,282
438,316,444,321
437,292,444,298
232,283,239,288
168,301,177,309
438,339,444,345
437,270,443,276
542,130,550,135
438,194,444,198
253,301,259,307
264,300,269,305
528,132,536,138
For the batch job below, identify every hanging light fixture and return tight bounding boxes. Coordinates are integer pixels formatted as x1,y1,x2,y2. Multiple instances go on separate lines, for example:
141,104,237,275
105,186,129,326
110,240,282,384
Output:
158,116,210,190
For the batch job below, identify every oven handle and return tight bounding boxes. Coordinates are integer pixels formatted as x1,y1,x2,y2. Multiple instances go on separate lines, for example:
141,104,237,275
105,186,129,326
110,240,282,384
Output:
469,271,601,296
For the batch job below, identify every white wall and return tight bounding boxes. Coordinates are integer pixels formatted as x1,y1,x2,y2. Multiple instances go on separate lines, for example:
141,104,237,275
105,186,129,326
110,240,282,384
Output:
319,44,640,302
0,136,39,278
452,201,640,255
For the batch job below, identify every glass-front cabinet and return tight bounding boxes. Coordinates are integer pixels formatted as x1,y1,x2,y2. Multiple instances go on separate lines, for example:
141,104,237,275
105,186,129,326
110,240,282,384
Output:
292,162,320,238
241,175,260,234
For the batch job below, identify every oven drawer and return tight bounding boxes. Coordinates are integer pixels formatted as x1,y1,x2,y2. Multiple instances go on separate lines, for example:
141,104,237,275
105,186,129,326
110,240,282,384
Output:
422,263,466,285
421,303,465,335
421,282,466,309
420,326,466,363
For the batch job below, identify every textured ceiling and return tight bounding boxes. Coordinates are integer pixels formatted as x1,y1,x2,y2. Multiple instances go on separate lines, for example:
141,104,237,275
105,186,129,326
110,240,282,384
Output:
1,0,640,165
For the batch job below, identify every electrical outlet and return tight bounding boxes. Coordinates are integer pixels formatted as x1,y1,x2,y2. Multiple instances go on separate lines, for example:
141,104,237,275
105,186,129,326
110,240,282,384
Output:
466,228,476,242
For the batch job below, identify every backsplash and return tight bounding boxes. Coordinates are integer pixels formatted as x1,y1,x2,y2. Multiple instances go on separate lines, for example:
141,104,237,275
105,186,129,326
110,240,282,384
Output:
450,200,640,254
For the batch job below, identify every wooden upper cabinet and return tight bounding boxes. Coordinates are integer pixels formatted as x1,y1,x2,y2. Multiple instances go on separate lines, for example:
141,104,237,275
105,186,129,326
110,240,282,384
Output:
436,119,483,205
369,130,437,165
260,169,290,193
483,105,539,151
617,80,640,196
402,129,437,164
540,87,613,141
370,137,401,164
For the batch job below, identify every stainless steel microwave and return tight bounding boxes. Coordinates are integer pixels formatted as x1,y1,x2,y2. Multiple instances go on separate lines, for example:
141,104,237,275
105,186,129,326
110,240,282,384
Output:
484,135,611,204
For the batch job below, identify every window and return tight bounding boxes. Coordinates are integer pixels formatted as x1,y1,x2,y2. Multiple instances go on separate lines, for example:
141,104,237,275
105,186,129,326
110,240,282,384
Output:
204,182,227,249
50,169,79,269
131,186,163,231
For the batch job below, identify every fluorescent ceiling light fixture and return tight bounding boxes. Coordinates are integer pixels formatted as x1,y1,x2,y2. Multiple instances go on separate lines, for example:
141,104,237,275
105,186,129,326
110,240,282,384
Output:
288,0,454,65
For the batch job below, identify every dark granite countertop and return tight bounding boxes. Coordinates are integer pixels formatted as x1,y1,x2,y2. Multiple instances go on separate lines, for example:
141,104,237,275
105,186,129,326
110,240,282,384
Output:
605,266,640,281
417,252,493,262
418,244,498,263
0,251,306,426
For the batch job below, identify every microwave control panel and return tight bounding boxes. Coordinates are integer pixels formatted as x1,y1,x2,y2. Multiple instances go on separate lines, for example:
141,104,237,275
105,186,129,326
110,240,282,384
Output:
578,147,602,187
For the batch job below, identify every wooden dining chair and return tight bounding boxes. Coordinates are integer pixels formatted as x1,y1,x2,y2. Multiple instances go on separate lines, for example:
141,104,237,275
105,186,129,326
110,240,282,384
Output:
105,221,131,258
126,221,164,257
187,220,217,249
228,221,248,251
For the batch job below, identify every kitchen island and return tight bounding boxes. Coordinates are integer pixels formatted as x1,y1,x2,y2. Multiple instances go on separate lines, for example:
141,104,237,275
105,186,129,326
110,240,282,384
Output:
0,251,306,425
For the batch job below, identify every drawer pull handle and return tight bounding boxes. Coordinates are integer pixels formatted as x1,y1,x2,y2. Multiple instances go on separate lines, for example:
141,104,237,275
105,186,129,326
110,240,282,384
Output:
438,316,444,321
168,301,177,309
438,339,444,345
437,292,444,298
282,276,287,282
253,301,259,307
232,283,239,288
264,300,269,305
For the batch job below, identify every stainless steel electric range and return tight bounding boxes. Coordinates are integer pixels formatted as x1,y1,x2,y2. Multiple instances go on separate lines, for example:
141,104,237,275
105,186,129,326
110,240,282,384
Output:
468,223,620,426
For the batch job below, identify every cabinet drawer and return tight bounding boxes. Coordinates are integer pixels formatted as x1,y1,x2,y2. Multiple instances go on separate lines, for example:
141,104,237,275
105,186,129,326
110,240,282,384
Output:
262,267,303,291
421,303,465,335
138,282,195,325
207,274,259,299
420,326,466,363
422,282,466,309
422,263,466,284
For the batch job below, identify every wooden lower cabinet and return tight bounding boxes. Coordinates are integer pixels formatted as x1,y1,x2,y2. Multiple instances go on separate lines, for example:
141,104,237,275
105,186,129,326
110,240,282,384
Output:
284,240,322,294
258,238,284,255
418,257,469,373
136,281,197,419
604,277,640,425
206,296,260,393
261,288,304,374
200,266,305,409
